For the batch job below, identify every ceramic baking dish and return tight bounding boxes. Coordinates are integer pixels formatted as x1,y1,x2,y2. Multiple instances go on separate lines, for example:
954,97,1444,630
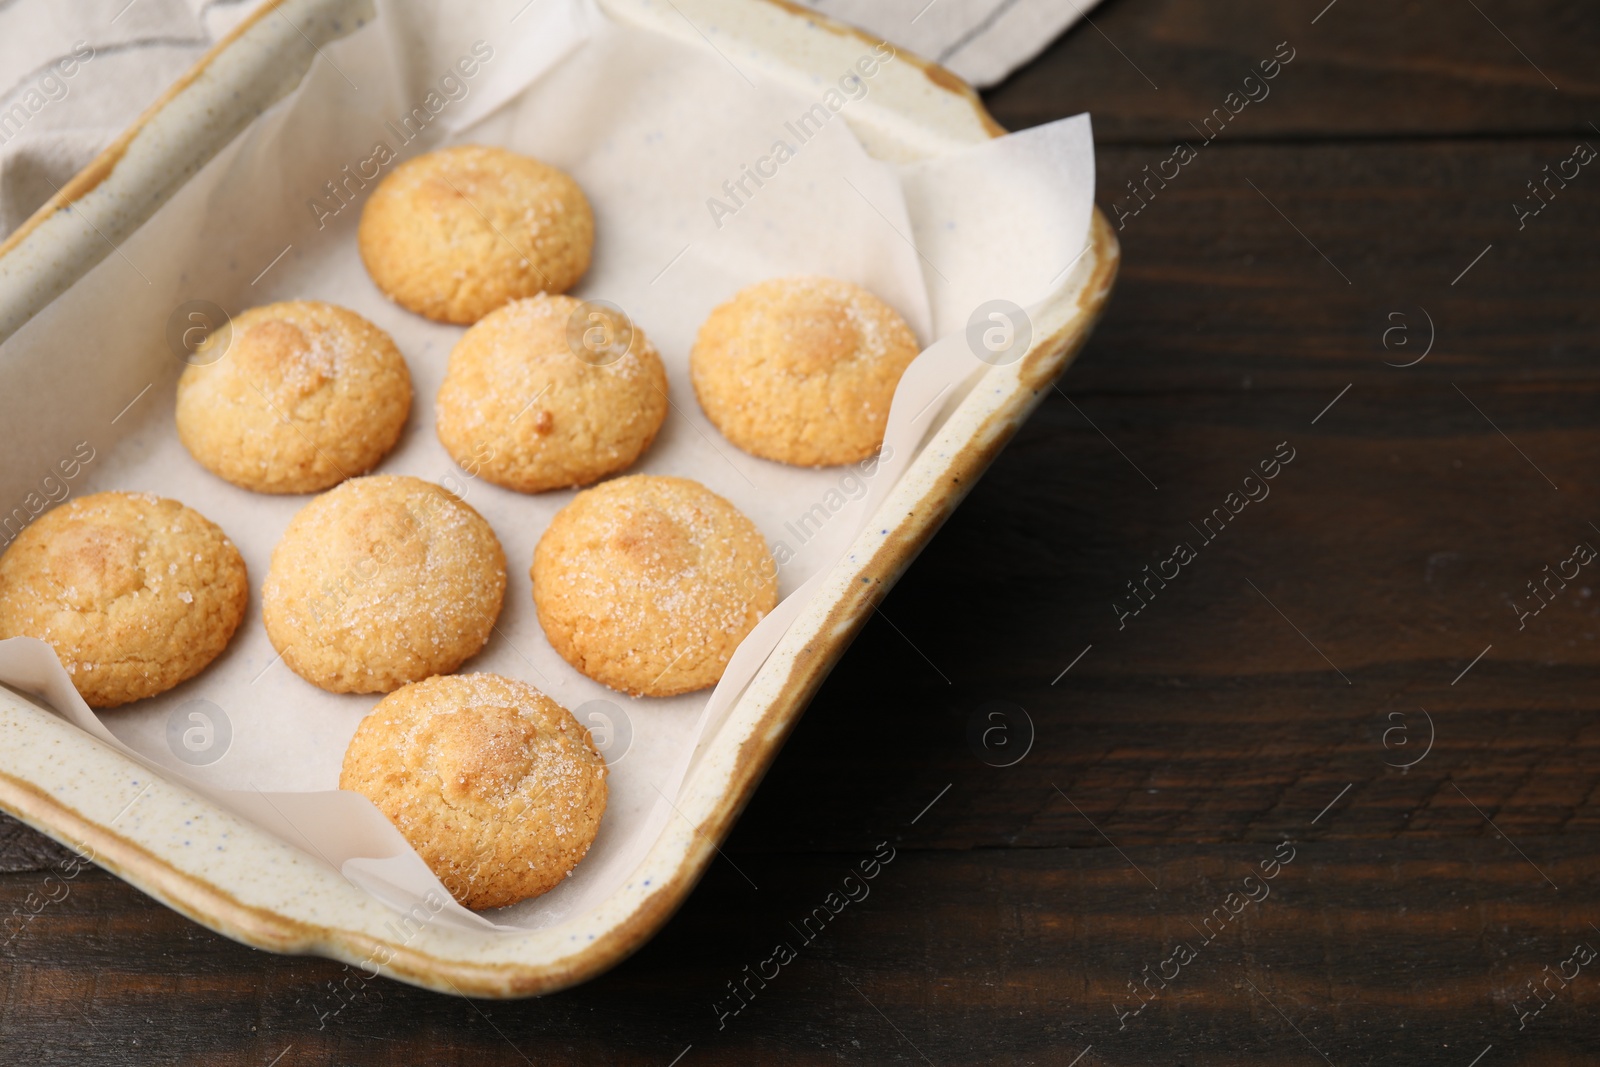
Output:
0,0,1117,995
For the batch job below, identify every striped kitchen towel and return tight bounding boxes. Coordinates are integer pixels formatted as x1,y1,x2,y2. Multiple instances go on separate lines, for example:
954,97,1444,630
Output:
797,0,1096,88
0,0,1094,239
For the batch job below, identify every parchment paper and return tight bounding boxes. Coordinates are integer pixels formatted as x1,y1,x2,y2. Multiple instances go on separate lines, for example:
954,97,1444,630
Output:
0,0,1092,932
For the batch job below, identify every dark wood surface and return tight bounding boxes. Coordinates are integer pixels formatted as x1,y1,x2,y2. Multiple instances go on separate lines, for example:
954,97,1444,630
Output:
4,1,1600,1063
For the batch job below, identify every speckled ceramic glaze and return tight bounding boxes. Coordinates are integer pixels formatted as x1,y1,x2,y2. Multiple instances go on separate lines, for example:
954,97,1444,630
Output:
0,0,1118,996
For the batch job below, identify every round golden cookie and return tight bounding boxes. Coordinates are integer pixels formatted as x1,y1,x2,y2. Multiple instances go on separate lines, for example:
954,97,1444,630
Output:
436,295,668,493
262,475,506,694
0,492,248,708
175,300,413,494
532,475,777,697
340,673,607,909
690,276,920,467
357,145,594,325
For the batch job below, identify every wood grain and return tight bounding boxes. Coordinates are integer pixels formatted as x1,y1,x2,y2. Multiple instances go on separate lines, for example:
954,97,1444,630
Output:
0,844,1595,1065
1077,138,1599,390
983,0,1600,141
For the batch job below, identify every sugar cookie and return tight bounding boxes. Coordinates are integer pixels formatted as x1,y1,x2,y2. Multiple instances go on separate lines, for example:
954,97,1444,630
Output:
340,673,607,909
0,492,248,708
358,145,594,324
531,475,777,697
436,295,668,493
690,276,919,466
176,300,412,494
262,475,506,693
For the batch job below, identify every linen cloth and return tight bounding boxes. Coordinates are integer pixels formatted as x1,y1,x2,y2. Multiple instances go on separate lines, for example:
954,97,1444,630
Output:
0,0,1093,238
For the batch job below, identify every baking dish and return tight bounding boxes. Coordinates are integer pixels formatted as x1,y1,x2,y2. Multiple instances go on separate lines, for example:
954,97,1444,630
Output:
0,0,1117,995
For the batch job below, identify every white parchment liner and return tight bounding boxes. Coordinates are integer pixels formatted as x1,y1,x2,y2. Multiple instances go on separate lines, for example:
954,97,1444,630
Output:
0,0,1092,932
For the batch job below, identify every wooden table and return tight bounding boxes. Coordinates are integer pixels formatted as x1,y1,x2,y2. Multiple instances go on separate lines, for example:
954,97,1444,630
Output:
4,2,1598,1063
